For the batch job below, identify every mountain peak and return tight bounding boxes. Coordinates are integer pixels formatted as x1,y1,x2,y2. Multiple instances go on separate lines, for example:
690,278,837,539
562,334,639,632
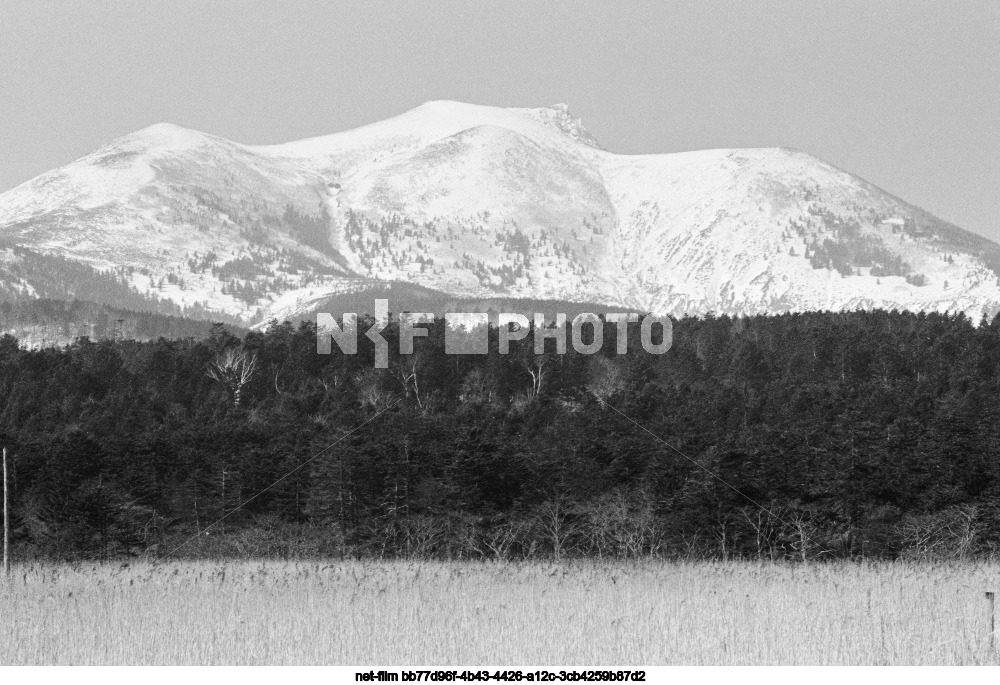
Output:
122,122,209,151
407,100,603,150
518,102,603,150
137,122,187,133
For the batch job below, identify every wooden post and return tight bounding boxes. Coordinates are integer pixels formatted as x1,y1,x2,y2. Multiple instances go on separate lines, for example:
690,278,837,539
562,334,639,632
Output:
3,447,9,578
987,591,996,651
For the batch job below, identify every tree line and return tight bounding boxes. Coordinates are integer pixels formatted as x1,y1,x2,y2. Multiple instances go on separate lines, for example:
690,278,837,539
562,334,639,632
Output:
2,308,1000,562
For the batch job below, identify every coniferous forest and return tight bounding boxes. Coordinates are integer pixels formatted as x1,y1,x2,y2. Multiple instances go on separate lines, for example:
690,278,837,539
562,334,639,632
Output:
2,309,1000,562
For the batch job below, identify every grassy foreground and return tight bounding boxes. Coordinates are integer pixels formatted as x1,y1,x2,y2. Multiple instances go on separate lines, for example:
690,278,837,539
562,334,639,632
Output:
1,559,998,665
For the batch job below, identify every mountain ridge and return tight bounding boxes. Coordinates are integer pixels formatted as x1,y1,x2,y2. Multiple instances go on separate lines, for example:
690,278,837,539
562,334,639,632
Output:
2,100,999,329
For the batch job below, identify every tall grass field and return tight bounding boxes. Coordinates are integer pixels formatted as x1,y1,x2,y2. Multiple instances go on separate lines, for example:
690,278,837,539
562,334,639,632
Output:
1,560,998,665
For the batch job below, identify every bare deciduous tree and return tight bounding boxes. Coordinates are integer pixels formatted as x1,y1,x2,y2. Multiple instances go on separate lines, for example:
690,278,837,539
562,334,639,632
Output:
316,368,345,397
714,514,732,561
899,504,979,561
397,352,425,409
532,495,577,561
740,503,781,560
479,519,529,560
521,354,550,401
787,511,818,562
583,487,659,558
207,347,258,406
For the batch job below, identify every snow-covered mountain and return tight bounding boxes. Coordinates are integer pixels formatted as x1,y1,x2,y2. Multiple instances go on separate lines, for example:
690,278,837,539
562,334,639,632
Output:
2,99,999,328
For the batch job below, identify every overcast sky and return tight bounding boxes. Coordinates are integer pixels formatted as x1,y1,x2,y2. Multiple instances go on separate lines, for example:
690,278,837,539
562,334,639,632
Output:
1,0,997,239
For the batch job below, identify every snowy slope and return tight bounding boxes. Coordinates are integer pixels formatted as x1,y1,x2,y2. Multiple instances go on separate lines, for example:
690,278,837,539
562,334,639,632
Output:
1,100,999,327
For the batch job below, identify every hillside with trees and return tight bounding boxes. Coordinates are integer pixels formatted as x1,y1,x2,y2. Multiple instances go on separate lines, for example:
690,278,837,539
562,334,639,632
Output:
2,309,1000,562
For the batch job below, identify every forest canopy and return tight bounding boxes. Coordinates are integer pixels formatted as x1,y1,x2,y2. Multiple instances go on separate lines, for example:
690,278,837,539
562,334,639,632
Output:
1,309,1000,562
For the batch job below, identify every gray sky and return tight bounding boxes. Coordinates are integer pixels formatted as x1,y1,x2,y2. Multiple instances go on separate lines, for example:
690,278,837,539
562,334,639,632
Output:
2,0,998,240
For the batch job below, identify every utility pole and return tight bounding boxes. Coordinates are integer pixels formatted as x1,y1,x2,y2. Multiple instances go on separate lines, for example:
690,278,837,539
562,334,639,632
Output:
220,467,226,535
987,591,996,652
3,447,10,577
